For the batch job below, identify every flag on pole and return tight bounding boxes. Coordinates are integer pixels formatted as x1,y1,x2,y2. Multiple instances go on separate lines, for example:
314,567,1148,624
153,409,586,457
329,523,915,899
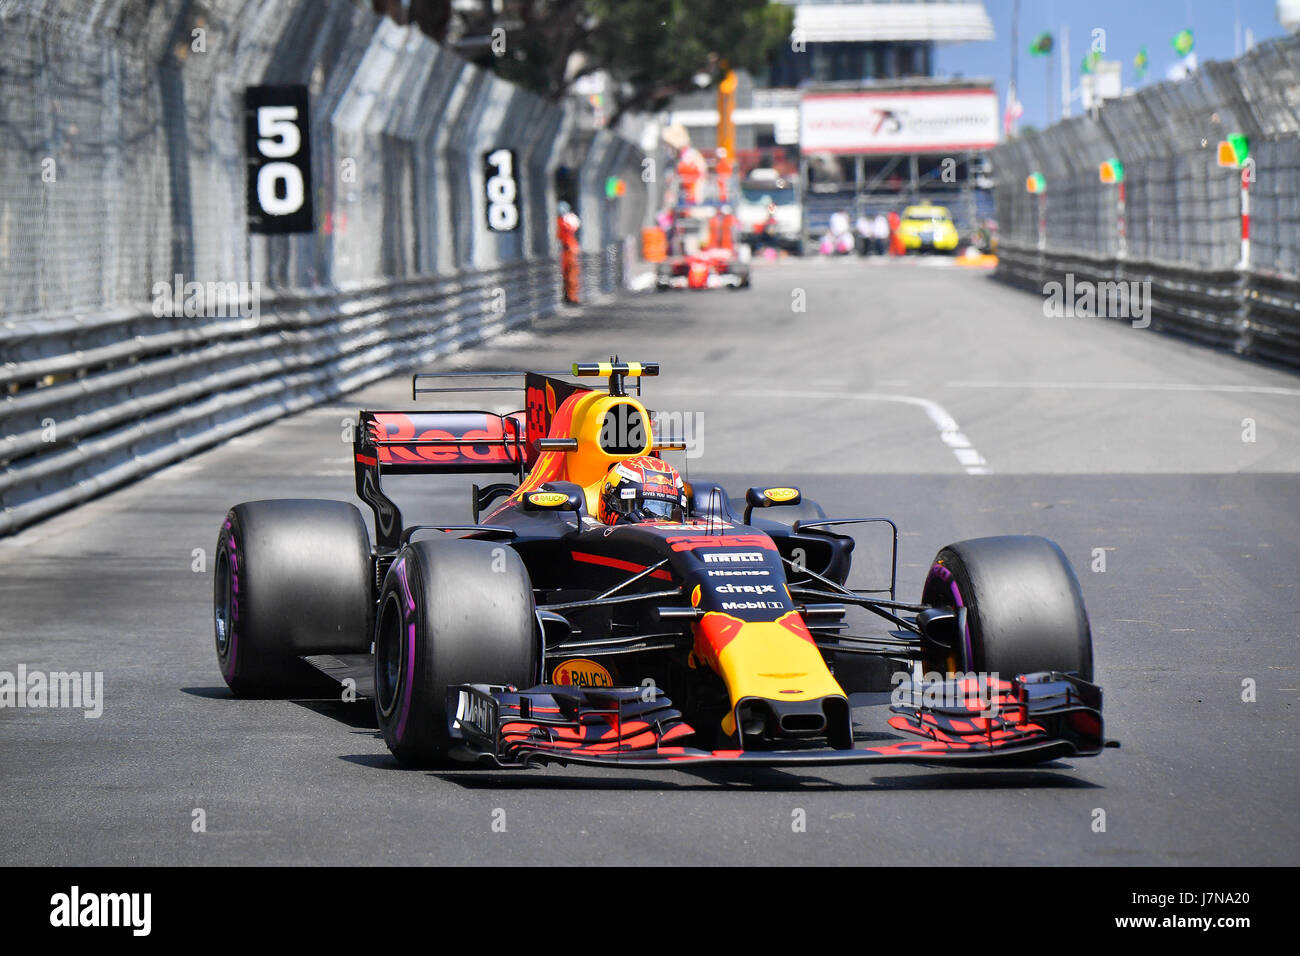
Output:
1134,47,1149,80
1004,82,1024,136
1172,29,1194,56
1029,32,1054,56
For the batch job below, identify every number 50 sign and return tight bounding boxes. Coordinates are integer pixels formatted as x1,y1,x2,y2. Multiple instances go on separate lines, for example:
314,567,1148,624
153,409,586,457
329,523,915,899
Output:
244,85,314,234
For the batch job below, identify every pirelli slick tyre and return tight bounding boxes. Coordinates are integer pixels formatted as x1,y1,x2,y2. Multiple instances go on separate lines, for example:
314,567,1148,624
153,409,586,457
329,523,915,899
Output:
374,538,539,768
920,535,1093,682
214,500,372,698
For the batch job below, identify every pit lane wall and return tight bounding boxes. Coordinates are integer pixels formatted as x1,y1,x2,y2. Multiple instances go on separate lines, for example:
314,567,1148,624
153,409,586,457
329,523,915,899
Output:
0,0,646,535
991,33,1300,371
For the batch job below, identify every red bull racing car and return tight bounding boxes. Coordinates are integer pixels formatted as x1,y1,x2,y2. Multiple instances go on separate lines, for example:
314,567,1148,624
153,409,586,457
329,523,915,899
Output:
212,361,1108,770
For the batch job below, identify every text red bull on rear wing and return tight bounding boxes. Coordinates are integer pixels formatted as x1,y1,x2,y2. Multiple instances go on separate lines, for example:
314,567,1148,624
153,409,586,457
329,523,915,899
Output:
358,411,526,473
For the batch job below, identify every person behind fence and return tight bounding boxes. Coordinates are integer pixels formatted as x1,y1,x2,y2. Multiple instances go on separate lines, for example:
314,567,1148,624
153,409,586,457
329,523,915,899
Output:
556,201,581,303
823,209,853,256
855,213,873,256
757,200,779,253
872,212,890,256
656,208,674,249
887,209,904,256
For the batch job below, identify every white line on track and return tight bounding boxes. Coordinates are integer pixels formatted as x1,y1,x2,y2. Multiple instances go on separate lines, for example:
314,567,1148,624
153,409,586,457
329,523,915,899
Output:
737,388,991,475
946,381,1300,397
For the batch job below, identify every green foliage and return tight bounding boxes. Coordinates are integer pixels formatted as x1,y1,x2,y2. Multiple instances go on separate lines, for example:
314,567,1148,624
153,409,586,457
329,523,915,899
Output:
444,0,793,124
485,0,590,101
589,0,792,114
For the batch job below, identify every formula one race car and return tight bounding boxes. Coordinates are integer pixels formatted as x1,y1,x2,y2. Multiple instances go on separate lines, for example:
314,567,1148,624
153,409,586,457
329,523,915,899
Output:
655,205,751,290
212,361,1107,770
656,247,751,290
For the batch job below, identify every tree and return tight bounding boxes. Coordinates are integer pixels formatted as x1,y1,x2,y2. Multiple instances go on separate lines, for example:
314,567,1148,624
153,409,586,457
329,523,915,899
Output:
476,0,592,102
384,0,793,124
584,0,793,126
409,0,453,43
372,0,453,43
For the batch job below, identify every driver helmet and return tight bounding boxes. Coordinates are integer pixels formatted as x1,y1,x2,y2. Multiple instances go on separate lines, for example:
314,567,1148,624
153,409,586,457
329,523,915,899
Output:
597,456,687,525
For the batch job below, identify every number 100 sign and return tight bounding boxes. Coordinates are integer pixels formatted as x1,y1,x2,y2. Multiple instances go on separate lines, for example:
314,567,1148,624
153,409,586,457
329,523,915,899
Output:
484,148,521,233
244,85,314,234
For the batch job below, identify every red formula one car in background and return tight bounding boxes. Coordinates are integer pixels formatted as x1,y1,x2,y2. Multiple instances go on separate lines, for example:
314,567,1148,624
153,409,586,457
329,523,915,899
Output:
212,361,1109,771
656,204,751,291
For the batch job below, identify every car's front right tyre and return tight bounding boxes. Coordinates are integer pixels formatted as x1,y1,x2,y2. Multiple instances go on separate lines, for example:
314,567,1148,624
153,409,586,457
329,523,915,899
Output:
920,535,1093,681
374,537,540,767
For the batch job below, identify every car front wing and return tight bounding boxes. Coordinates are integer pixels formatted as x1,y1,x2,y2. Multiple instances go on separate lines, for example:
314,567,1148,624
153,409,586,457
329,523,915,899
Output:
446,672,1107,769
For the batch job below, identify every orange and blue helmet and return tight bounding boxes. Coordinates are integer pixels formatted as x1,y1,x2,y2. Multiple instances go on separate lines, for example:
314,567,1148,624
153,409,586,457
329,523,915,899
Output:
597,456,687,525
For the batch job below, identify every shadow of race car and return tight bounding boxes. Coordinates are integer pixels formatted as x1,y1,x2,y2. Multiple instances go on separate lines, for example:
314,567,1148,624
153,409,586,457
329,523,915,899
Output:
212,361,1109,771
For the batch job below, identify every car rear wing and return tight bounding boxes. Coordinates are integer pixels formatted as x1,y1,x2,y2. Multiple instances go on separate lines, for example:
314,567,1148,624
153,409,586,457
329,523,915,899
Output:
409,369,589,469
356,410,527,476
356,364,658,549
354,409,528,549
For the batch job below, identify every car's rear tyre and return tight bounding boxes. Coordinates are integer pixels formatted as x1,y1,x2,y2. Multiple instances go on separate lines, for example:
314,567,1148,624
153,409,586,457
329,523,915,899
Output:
374,538,540,768
214,499,373,698
920,535,1093,681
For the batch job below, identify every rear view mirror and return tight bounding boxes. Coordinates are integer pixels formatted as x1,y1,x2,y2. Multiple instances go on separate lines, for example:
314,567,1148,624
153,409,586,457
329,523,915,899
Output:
744,486,801,523
522,487,583,513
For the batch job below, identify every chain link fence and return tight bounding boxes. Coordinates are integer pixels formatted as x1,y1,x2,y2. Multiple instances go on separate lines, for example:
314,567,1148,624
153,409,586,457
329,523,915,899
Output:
992,33,1300,368
0,0,646,533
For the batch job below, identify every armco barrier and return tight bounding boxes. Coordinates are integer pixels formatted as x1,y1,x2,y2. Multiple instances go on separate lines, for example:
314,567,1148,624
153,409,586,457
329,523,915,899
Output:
0,261,559,535
992,241,1300,370
1,0,646,535
992,33,1300,368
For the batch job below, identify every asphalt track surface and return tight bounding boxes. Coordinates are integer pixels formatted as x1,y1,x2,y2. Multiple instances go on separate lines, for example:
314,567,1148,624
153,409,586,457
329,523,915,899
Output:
2,257,1297,866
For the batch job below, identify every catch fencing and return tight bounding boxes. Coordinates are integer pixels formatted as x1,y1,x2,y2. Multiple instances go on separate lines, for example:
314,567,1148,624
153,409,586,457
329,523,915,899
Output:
992,32,1300,369
0,0,647,534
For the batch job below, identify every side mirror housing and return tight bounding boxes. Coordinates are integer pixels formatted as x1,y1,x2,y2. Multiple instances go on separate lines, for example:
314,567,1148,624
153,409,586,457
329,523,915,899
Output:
522,485,584,514
744,486,801,523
